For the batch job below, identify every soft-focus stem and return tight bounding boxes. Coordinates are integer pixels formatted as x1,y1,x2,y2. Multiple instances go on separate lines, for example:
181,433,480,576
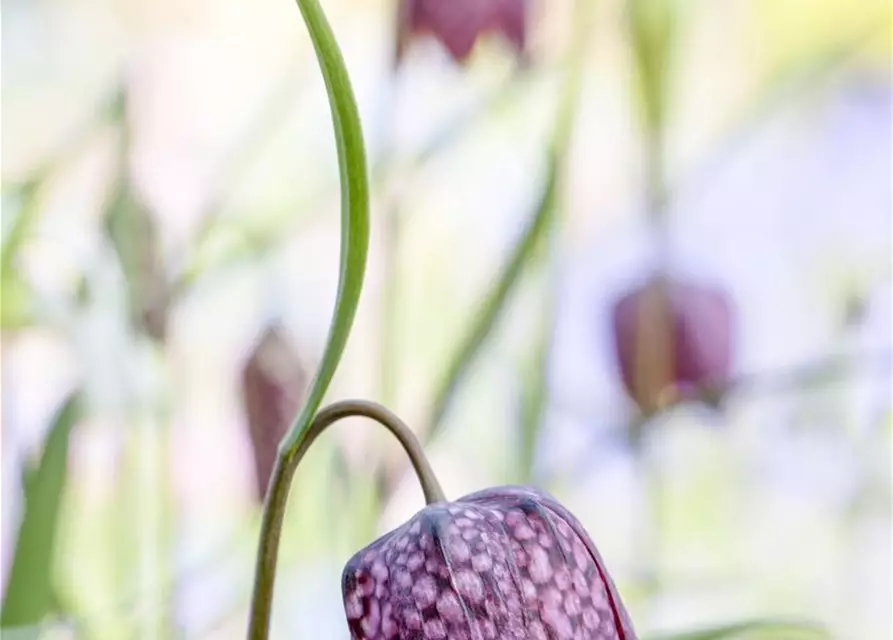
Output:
379,210,401,410
630,420,663,600
374,200,402,507
376,21,404,455
645,127,670,258
516,0,592,485
517,260,557,485
628,0,677,599
639,88,668,607
630,0,675,602
369,0,405,546
247,400,445,639
424,0,591,443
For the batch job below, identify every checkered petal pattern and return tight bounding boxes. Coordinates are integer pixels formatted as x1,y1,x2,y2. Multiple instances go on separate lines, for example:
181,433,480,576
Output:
342,486,637,639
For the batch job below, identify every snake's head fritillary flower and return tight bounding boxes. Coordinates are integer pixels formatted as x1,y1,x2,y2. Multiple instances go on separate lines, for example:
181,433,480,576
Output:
241,325,307,500
396,0,529,65
342,485,637,639
611,274,734,416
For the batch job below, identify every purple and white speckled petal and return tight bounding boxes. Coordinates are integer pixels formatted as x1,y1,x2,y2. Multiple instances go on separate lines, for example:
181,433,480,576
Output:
342,486,636,639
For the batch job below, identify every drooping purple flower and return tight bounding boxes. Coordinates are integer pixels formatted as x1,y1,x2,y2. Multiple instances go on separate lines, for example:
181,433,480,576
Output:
396,0,529,64
241,325,307,500
611,274,734,415
342,485,637,639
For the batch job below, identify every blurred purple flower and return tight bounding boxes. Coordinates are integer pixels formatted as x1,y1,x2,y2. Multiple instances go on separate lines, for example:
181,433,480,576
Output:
241,325,307,501
342,485,637,639
396,0,529,64
611,274,734,415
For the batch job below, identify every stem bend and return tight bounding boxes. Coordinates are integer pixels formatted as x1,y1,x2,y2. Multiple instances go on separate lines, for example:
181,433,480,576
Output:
247,399,445,639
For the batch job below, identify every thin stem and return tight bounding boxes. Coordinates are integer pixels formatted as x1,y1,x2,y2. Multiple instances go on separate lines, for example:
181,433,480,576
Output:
645,126,670,255
379,202,401,407
629,415,662,599
551,349,892,487
247,399,445,639
374,201,402,505
629,0,676,601
517,254,559,485
246,0,370,636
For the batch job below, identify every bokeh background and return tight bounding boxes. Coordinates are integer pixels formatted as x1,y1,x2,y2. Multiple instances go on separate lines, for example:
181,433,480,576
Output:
2,0,891,638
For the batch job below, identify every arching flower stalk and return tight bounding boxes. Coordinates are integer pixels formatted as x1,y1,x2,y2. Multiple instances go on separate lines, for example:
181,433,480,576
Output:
342,445,639,639
248,1,637,638
255,399,640,639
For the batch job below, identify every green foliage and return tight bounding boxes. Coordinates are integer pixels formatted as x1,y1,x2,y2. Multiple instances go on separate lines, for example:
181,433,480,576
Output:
1,392,82,629
516,282,555,484
629,0,681,137
425,0,591,442
424,158,560,441
1,270,33,330
1,182,40,330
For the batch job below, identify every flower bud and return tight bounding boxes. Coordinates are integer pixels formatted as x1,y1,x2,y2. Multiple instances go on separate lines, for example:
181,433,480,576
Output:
241,325,307,500
342,485,637,639
396,0,528,64
611,274,733,415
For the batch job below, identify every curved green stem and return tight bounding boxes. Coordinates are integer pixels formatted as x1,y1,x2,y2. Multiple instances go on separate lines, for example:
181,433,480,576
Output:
247,0,370,637
278,0,370,456
247,400,445,638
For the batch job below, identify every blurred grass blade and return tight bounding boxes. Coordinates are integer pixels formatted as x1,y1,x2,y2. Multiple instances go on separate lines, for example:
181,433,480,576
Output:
425,162,558,439
1,270,33,330
2,84,124,275
278,0,369,455
175,68,540,297
515,277,556,484
629,0,681,137
1,181,40,278
649,619,829,640
424,0,591,442
2,184,40,330
1,392,82,629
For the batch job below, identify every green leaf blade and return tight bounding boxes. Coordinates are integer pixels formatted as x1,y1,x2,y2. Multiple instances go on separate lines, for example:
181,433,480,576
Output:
2,392,82,629
426,169,559,441
424,0,592,442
